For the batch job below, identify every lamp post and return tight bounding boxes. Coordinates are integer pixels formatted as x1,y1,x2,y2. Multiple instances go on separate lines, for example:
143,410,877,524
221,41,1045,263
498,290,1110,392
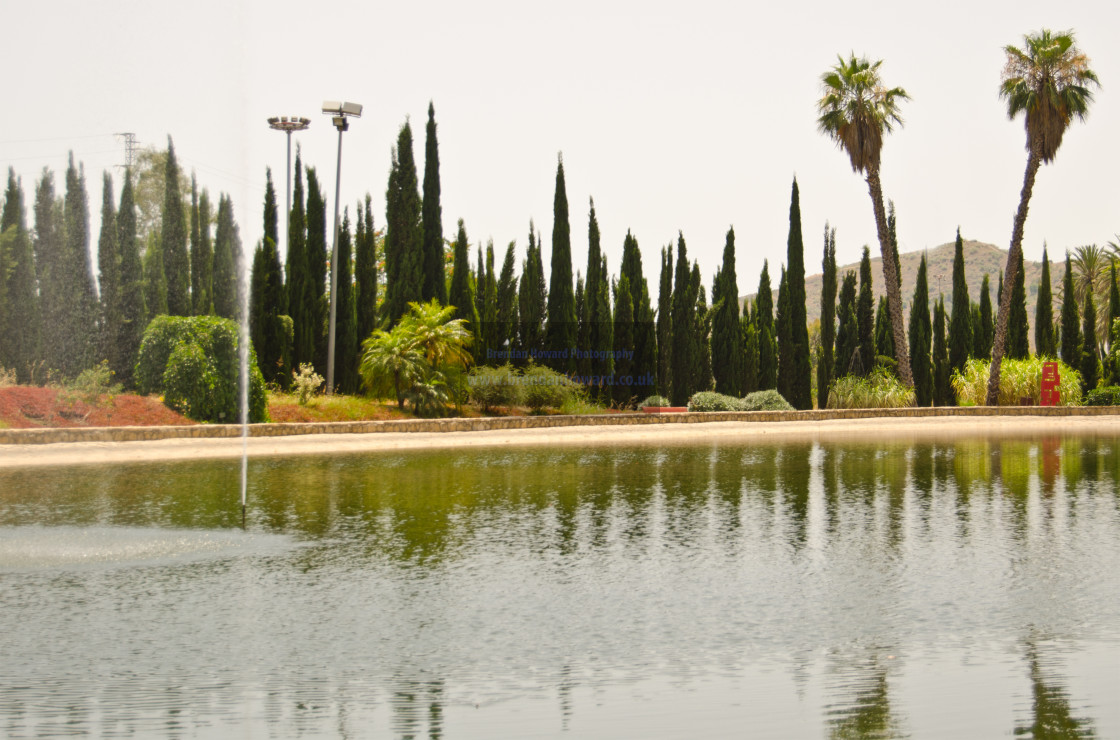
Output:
322,101,363,394
266,116,310,266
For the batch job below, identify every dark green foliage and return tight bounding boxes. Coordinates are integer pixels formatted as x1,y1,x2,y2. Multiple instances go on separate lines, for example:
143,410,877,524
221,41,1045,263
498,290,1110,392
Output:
33,170,63,374
305,167,328,369
161,139,190,316
1034,246,1056,357
355,195,379,342
756,260,777,390
521,364,584,411
60,155,98,376
544,157,576,372
144,232,168,319
711,227,743,396
135,314,267,423
1060,255,1080,367
480,242,498,364
286,150,313,366
211,195,240,320
96,173,120,373
1,170,39,382
620,229,656,398
1008,249,1030,359
384,122,424,325
496,240,519,359
612,274,635,405
193,190,213,316
857,246,874,376
585,201,612,397
448,219,480,345
875,295,894,362
932,296,951,406
249,235,290,387
785,179,812,409
421,103,448,306
657,244,673,397
575,273,588,379
189,177,202,314
776,267,792,400
835,271,859,379
517,223,546,364
1085,386,1120,406
908,256,932,406
1109,264,1120,353
817,225,837,409
949,228,973,373
670,233,695,405
334,210,359,394
693,267,712,394
687,389,793,412
1080,289,1100,393
116,170,144,387
976,274,993,359
741,309,759,394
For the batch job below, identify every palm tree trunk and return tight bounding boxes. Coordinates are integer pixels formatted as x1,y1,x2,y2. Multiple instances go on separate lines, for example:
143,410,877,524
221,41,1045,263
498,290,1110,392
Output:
987,146,1042,405
866,167,913,387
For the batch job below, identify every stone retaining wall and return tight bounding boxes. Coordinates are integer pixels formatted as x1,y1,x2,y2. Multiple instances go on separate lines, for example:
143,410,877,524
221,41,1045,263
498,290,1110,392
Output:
1,405,1117,445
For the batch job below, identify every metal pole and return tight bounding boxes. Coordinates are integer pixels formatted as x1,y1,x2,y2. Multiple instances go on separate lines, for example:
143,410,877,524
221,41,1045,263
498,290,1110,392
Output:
284,130,292,266
326,125,344,394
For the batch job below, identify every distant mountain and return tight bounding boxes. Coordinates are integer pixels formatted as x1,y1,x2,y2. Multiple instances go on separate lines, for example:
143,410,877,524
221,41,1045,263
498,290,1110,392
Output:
744,240,1051,335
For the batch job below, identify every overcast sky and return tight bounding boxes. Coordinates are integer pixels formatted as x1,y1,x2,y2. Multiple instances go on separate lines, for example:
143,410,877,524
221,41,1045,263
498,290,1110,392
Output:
3,0,1117,294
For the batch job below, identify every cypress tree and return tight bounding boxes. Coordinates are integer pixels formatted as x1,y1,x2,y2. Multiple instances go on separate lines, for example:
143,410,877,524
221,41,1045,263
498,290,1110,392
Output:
977,274,993,359
474,245,486,350
1008,249,1029,359
971,303,984,359
1080,289,1100,394
1,170,39,382
692,267,711,394
480,241,498,363
776,266,792,400
249,176,289,386
786,179,811,408
756,260,777,390
657,244,673,397
857,246,874,376
620,230,656,396
1108,264,1120,354
496,241,519,358
355,195,379,342
817,224,837,409
384,122,424,325
116,170,144,387
544,156,576,372
932,296,951,406
517,223,546,365
594,253,613,396
334,209,358,394
613,274,635,405
908,256,932,406
189,176,202,314
585,200,611,393
835,271,859,379
63,154,98,375
575,273,588,380
670,233,693,404
1059,255,1081,368
211,194,241,320
305,167,329,369
448,219,479,348
287,150,312,365
1035,245,1056,358
421,103,448,305
711,227,742,396
96,173,120,369
143,232,168,320
875,295,894,362
949,228,973,374
249,244,268,374
161,139,190,316
33,170,65,375
742,307,759,394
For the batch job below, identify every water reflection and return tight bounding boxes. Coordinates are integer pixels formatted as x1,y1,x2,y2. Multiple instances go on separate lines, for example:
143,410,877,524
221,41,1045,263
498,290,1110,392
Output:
0,433,1118,738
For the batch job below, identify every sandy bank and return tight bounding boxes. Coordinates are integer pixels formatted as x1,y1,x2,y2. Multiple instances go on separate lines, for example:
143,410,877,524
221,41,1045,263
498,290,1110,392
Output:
2,414,1118,468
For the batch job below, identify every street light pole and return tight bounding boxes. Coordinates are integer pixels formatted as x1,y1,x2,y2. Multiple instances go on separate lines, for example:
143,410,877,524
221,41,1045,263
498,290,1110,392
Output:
322,101,362,394
266,116,310,266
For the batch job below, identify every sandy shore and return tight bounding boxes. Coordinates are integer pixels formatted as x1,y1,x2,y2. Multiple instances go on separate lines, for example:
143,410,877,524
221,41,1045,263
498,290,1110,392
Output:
2,414,1119,468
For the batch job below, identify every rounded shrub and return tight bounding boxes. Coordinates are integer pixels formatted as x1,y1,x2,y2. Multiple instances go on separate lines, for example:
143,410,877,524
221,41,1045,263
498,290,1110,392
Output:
687,391,741,412
740,389,794,411
522,364,583,411
1085,386,1120,406
468,364,523,411
641,395,671,408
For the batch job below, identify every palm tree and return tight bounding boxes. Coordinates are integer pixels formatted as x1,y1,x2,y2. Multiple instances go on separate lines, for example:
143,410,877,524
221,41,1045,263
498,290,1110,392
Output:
1069,244,1115,343
817,54,913,386
397,299,473,369
986,29,1099,405
359,327,426,409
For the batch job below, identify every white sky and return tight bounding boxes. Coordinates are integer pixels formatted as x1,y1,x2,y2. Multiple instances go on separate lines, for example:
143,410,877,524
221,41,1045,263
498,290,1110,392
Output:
3,0,1117,294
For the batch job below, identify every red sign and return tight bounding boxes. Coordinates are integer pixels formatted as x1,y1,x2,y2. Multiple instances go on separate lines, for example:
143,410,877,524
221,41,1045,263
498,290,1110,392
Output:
1040,362,1060,406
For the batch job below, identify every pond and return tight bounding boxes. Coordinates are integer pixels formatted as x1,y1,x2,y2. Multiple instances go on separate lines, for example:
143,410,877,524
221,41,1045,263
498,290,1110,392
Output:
1,433,1118,738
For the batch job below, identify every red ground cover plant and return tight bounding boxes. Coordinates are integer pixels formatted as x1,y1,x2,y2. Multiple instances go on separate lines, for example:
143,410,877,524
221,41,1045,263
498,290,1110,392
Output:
0,387,194,429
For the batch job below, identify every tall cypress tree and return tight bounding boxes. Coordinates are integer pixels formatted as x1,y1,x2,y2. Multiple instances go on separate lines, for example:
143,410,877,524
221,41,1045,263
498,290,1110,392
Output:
212,194,241,320
161,139,190,316
34,170,65,374
1080,289,1100,393
692,266,711,394
288,152,313,365
756,260,777,390
594,253,612,396
949,228,973,374
932,296,951,406
421,102,447,306
544,156,576,372
1108,264,1120,355
517,223,546,364
189,175,202,314
977,274,993,359
835,271,859,380
1059,255,1081,368
1008,249,1030,359
857,246,874,376
657,244,673,398
742,307,759,394
63,154,98,375
194,189,213,316
143,231,168,320
786,179,811,408
448,219,479,347
670,233,693,404
613,274,635,405
620,229,656,396
96,173,120,369
116,169,144,387
875,295,894,362
250,173,289,386
496,241,519,358
480,241,498,363
384,122,424,326
334,209,359,394
1035,245,1056,358
776,266,792,400
817,224,837,409
305,167,329,369
711,227,742,396
575,273,587,378
585,199,611,392
1,170,39,382
908,256,932,406
355,195,379,342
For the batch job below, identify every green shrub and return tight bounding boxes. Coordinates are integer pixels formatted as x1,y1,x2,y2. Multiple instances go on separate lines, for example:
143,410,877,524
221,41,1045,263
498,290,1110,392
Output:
641,395,671,408
291,363,324,405
60,360,123,405
1085,386,1120,406
740,389,794,411
407,372,451,418
688,391,741,412
951,358,1082,406
828,368,915,409
522,364,583,411
468,364,523,411
136,315,268,423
